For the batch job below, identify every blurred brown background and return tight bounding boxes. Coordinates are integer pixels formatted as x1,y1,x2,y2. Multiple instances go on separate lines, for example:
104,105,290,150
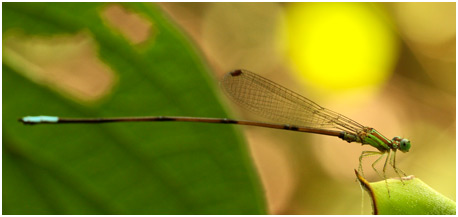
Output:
157,2,455,214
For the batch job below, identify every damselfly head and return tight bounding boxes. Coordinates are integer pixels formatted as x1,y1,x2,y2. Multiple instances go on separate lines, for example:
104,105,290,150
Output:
393,136,411,152
399,138,411,152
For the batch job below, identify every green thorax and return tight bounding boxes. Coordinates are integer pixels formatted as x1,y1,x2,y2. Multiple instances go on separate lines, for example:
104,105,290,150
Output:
339,127,411,153
340,127,393,152
359,128,392,152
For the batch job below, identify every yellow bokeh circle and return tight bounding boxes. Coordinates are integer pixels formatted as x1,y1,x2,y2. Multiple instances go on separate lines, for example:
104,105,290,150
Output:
286,3,399,91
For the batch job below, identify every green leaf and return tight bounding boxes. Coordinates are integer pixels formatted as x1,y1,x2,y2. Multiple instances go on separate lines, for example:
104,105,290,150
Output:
3,3,266,214
355,170,456,215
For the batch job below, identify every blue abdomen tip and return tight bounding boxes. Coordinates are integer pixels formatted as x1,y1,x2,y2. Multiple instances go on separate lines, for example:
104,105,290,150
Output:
22,116,59,123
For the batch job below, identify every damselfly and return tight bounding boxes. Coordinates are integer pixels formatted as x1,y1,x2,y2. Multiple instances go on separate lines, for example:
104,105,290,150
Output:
20,69,410,184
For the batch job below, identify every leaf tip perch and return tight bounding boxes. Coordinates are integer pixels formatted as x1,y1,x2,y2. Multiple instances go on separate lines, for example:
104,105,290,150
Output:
355,169,456,215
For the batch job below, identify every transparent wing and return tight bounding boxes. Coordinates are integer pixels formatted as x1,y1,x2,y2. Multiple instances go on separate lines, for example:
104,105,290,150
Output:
220,69,364,133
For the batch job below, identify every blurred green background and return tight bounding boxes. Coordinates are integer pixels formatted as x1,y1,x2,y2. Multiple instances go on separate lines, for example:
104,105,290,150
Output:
3,2,455,214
